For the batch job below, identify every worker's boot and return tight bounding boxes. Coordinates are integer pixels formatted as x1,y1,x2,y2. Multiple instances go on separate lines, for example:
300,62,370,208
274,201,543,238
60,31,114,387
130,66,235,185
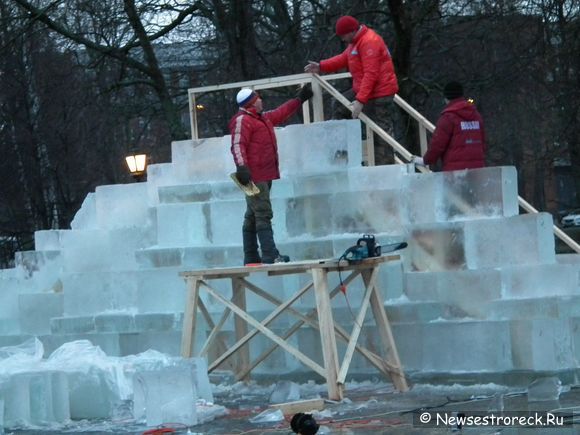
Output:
257,228,290,264
243,230,261,265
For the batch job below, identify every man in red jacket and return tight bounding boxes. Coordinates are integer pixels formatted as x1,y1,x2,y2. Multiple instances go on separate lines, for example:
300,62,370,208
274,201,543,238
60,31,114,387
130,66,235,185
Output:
229,85,313,265
304,15,399,164
414,82,486,171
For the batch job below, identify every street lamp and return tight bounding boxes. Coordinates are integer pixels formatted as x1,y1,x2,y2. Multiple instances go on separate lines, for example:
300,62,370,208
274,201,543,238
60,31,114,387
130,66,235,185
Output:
125,153,148,182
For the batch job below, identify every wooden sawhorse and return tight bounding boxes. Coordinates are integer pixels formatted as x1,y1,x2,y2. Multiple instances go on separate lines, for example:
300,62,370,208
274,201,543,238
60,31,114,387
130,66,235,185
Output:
180,255,408,400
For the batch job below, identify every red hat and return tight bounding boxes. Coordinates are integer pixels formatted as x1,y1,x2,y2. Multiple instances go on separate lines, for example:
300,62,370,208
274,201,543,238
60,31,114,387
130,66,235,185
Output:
335,16,359,36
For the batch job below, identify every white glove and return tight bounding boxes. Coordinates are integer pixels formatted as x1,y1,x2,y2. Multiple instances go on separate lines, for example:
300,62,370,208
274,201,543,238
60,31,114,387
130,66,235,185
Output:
304,61,320,74
351,100,364,119
413,156,425,166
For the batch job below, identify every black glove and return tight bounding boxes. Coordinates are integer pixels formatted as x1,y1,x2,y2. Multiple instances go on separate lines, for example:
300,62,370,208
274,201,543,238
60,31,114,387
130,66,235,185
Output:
296,83,313,103
236,165,251,185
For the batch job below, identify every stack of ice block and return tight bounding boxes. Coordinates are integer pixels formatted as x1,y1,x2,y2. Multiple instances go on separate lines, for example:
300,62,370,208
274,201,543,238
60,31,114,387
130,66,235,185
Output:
0,117,577,387
0,339,213,430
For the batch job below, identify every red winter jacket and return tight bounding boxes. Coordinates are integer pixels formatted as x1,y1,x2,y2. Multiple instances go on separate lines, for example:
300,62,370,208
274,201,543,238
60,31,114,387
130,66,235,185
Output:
320,25,398,104
423,98,486,171
229,98,301,183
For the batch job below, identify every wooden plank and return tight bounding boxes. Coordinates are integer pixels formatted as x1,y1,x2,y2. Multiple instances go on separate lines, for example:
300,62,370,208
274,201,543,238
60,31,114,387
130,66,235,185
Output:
232,277,250,381
367,272,409,392
419,124,428,156
189,91,198,140
188,72,350,94
311,79,324,122
337,267,378,384
199,307,230,357
180,277,201,358
302,100,311,124
197,297,231,368
180,255,401,279
202,281,325,377
197,297,215,328
311,268,342,400
365,123,375,166
269,398,325,415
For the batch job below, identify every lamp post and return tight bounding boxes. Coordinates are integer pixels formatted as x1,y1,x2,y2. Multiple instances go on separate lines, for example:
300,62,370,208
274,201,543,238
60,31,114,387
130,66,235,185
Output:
125,153,148,182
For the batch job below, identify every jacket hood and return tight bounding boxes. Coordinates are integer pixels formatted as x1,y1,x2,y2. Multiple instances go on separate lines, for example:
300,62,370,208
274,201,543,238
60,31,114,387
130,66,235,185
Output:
442,98,478,120
351,25,368,44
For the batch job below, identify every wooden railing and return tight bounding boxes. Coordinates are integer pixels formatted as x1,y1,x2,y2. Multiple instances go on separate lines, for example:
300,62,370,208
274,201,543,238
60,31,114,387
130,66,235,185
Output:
187,73,580,253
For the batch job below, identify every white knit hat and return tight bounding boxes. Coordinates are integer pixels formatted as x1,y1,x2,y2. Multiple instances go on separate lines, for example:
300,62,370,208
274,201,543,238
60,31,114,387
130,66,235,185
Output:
236,88,258,107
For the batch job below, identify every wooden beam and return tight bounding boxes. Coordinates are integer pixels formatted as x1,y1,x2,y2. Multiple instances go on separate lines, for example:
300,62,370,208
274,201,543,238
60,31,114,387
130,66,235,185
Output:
365,124,375,166
188,72,350,94
311,79,324,122
180,277,201,358
312,268,342,400
189,91,198,140
269,398,325,415
337,267,378,384
199,307,230,357
232,277,250,381
365,270,409,392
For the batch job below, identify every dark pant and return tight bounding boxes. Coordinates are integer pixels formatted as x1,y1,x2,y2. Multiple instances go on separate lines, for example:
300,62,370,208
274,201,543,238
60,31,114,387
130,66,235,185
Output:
242,181,279,263
332,88,398,165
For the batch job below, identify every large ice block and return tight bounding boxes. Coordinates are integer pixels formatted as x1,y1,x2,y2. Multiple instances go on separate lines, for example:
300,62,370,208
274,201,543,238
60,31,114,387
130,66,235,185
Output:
277,120,362,175
133,365,197,426
95,183,151,230
135,268,188,313
510,318,575,370
347,164,411,191
34,230,69,251
156,203,211,247
464,213,556,269
50,316,96,334
406,213,556,272
60,230,111,273
70,192,97,230
172,136,231,183
403,166,518,224
62,271,138,316
14,250,62,291
404,269,502,318
500,264,580,298
0,277,20,335
392,320,513,372
3,373,31,426
18,293,64,335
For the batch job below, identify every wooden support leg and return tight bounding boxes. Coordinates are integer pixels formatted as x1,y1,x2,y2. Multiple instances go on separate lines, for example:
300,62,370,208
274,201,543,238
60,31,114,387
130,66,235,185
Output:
312,268,342,400
232,277,250,382
198,298,232,370
364,269,409,392
337,267,378,384
181,277,201,358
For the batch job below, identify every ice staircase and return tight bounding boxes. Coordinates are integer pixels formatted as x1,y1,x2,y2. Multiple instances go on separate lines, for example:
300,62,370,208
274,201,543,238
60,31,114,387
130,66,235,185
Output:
1,119,580,384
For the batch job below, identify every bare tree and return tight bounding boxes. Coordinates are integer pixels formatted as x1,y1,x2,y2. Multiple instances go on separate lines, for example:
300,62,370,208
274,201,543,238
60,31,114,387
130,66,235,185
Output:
9,0,204,141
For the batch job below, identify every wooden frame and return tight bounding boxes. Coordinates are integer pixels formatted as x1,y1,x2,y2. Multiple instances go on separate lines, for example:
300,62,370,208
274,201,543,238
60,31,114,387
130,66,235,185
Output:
180,255,408,400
